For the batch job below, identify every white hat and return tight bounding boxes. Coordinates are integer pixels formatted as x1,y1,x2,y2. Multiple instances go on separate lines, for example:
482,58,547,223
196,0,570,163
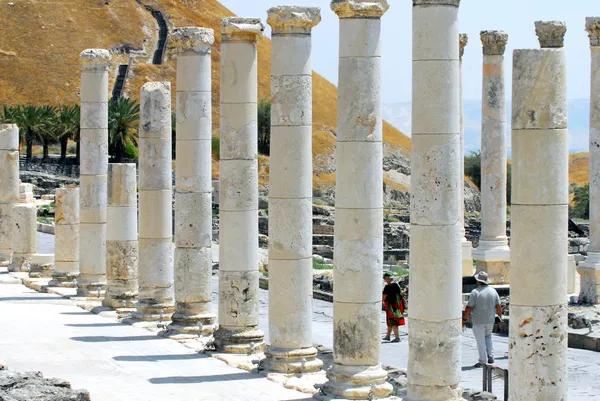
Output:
474,271,491,284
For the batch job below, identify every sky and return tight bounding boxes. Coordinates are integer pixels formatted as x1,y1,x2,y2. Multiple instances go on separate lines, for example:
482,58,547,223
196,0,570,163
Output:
219,0,597,103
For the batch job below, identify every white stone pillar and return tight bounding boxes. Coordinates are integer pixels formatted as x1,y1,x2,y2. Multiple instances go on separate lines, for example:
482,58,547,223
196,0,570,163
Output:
77,49,110,296
133,82,175,321
459,33,474,277
408,0,463,400
473,30,510,284
265,6,322,373
509,21,568,401
8,186,37,273
322,1,392,399
50,186,80,287
104,163,138,311
0,124,19,265
579,17,600,304
167,27,216,336
214,17,265,354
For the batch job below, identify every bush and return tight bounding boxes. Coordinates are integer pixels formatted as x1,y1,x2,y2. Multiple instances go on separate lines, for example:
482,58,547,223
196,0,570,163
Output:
211,137,220,159
571,183,589,220
464,151,481,188
123,141,138,160
257,98,271,156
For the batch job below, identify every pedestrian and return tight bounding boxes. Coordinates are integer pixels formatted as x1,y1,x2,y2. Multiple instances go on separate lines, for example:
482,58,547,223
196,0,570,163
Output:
462,271,503,367
382,272,405,342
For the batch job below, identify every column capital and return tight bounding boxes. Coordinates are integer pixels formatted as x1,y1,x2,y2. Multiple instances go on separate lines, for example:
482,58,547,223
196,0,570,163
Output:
221,18,264,42
413,0,460,7
80,49,111,72
459,33,468,60
535,21,567,48
480,30,508,56
171,27,214,54
267,6,321,35
586,17,600,47
331,0,389,19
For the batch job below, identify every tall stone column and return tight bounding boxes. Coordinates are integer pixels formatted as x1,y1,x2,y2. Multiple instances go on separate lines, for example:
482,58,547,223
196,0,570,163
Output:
579,17,600,303
51,186,80,287
167,27,216,336
459,33,473,277
133,82,175,321
322,1,392,399
214,17,265,354
104,163,138,311
408,0,462,400
265,6,322,373
0,124,19,265
509,21,568,401
78,49,110,296
473,30,510,284
8,186,37,272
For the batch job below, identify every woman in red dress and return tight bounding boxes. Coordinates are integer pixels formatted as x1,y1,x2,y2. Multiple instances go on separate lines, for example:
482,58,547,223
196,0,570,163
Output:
382,272,406,342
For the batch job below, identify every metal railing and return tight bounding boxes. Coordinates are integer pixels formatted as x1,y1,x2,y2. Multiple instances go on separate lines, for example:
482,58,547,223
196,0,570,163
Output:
483,364,508,400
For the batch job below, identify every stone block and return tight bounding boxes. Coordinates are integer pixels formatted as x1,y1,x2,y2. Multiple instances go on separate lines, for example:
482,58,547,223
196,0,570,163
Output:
138,137,172,190
271,75,312,127
80,103,108,129
332,301,381,366
220,42,258,104
335,141,383,209
268,198,312,260
271,35,312,76
174,246,212,303
412,5,459,61
218,210,258,272
268,126,312,199
139,190,172,239
219,159,258,212
176,53,212,92
176,91,212,141
218,270,260,327
174,191,212,248
175,139,212,193
219,103,258,161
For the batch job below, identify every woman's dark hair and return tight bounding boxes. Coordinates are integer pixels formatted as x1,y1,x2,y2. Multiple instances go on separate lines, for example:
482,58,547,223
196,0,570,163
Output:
383,272,392,279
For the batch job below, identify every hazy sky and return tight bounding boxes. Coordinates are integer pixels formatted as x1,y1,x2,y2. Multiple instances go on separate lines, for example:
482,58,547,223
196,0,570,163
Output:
219,0,596,103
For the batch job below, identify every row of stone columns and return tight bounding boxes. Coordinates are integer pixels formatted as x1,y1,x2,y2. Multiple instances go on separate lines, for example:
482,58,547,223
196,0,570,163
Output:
0,125,19,265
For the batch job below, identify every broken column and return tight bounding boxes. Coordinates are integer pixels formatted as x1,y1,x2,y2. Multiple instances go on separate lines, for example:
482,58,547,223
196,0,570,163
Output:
473,30,510,284
50,186,80,287
214,17,265,353
167,27,216,336
459,33,473,277
509,21,568,400
408,0,463,400
78,49,110,296
0,124,19,265
104,163,138,311
133,82,174,321
265,6,322,373
8,185,37,272
322,1,392,398
579,17,600,304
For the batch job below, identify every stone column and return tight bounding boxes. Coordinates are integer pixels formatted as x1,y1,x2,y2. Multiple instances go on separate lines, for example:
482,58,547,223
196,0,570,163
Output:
133,82,175,321
167,27,216,336
78,49,110,296
8,185,37,272
0,124,19,265
322,1,392,399
214,17,265,354
265,6,322,373
408,0,462,400
473,30,510,284
50,186,80,287
104,163,138,311
579,17,600,304
459,33,473,277
509,21,568,401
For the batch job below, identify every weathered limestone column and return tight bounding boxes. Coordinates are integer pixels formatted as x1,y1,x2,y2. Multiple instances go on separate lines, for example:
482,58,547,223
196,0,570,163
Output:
408,0,463,400
78,49,110,296
473,30,510,284
8,185,37,272
167,27,216,336
459,33,473,277
214,17,265,353
50,186,80,287
579,17,600,304
0,124,19,265
322,1,392,398
104,163,138,311
509,21,568,401
265,6,322,373
133,82,175,321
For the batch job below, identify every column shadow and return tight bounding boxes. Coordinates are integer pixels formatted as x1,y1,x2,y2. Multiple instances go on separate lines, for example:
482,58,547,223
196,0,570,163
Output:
148,371,259,384
70,335,161,342
114,353,207,362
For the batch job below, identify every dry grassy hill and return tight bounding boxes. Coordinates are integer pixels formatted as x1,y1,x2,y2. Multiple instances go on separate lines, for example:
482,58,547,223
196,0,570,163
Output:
0,0,411,191
569,152,589,187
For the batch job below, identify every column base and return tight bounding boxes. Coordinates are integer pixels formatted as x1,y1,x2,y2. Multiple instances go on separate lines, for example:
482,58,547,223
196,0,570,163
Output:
8,254,33,272
131,300,175,322
0,251,12,266
319,364,392,400
265,346,323,374
213,326,265,354
461,239,473,277
577,262,600,304
49,272,79,288
165,309,217,338
472,241,510,284
103,281,137,309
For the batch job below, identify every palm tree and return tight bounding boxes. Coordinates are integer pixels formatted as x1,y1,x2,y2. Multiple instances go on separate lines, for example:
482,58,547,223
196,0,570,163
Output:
108,97,139,162
38,105,58,160
50,105,79,163
11,105,46,161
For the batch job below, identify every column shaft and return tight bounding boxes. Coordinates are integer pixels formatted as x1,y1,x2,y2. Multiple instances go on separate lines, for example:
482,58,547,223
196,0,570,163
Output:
51,186,80,287
77,49,110,296
409,1,463,400
0,124,19,265
509,21,568,401
9,198,37,273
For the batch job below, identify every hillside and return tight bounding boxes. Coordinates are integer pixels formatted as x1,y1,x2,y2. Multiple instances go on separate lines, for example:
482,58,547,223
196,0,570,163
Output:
569,152,589,187
0,0,411,191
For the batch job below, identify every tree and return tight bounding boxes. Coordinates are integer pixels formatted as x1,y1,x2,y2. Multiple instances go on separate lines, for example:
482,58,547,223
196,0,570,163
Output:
571,183,590,220
108,97,140,162
11,105,46,161
464,150,481,188
257,98,271,156
38,105,58,159
51,105,80,163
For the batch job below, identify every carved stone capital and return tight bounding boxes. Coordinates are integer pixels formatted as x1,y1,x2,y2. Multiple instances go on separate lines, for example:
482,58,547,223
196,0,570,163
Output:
80,49,111,72
535,20,567,48
171,27,214,54
459,33,468,60
586,17,600,47
221,18,264,42
267,6,321,35
413,0,460,7
480,30,508,56
330,0,389,19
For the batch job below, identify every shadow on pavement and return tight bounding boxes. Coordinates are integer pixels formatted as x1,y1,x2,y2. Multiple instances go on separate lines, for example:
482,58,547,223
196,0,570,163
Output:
65,323,124,327
60,311,93,315
71,335,161,342
148,372,259,384
114,354,207,362
0,296,64,301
